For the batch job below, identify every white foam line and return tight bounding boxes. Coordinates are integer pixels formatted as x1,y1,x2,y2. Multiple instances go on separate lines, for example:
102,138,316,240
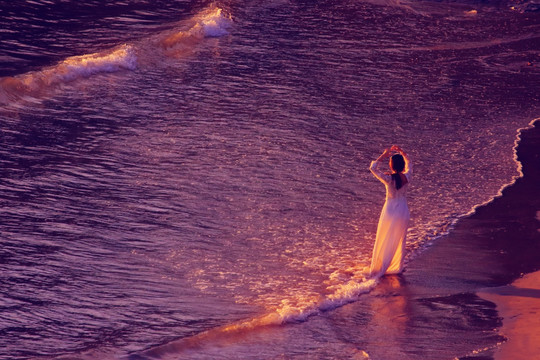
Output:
460,117,538,217
125,275,380,359
407,117,540,263
57,44,137,81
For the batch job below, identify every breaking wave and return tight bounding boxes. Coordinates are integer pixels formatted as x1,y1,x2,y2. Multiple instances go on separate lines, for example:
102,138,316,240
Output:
0,44,136,103
0,6,232,104
161,7,232,48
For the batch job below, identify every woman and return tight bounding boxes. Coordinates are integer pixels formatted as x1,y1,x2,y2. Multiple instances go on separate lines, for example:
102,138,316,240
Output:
369,145,412,277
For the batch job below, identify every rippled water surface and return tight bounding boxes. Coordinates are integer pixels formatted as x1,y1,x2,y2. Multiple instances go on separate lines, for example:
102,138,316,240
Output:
0,0,539,359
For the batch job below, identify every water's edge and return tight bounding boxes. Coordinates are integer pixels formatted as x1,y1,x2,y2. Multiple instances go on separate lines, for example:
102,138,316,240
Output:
404,118,540,359
112,117,540,360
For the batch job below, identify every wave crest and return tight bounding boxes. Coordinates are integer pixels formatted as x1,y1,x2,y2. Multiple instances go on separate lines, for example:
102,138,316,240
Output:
0,6,231,105
57,44,137,81
0,44,136,103
161,7,232,48
199,7,233,37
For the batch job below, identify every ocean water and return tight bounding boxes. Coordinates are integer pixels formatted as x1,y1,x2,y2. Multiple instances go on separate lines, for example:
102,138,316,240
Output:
0,0,538,359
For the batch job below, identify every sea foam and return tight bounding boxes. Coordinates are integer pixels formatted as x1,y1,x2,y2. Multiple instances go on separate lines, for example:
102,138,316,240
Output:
160,7,232,49
221,271,379,332
129,274,379,360
55,44,137,82
198,7,232,37
0,44,137,103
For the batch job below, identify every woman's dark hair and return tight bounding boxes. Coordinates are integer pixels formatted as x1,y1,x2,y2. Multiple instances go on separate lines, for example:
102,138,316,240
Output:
390,154,406,190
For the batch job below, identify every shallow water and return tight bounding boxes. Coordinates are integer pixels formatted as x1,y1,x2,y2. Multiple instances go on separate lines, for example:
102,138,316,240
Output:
0,0,539,358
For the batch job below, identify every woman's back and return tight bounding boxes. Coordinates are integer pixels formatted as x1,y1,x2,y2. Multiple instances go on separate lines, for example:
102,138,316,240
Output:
386,173,410,200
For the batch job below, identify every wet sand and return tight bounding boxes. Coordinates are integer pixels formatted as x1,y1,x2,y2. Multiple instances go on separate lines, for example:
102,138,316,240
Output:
397,118,540,359
478,271,540,360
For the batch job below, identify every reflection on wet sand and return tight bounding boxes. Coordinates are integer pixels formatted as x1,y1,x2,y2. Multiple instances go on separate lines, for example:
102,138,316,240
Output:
478,271,540,360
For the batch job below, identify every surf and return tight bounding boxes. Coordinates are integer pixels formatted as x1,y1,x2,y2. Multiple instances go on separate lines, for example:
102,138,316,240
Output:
0,44,136,104
0,5,232,105
161,6,232,49
126,267,379,359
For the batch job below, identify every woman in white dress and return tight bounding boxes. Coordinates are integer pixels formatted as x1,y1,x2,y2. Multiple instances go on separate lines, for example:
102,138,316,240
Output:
369,145,412,277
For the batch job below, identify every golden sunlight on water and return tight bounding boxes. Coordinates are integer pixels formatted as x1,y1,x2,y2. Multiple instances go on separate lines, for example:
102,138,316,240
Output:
60,45,137,73
0,44,136,102
136,277,380,359
3,0,538,358
161,7,231,49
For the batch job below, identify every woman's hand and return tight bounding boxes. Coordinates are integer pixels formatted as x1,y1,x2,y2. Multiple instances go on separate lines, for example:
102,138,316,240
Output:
376,147,392,161
391,145,408,156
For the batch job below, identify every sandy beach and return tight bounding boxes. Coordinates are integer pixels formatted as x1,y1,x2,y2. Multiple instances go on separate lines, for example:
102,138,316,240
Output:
479,271,540,360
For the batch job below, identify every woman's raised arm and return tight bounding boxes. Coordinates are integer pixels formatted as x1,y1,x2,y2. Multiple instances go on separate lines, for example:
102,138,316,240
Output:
370,148,392,184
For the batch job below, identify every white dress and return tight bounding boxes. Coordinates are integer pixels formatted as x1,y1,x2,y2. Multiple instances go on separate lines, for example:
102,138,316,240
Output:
369,159,412,277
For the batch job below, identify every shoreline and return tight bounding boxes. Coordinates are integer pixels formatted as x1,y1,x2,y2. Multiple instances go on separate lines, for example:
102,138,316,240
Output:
399,117,540,358
56,119,540,360
407,117,540,287
473,118,540,359
478,270,540,360
406,117,540,272
339,117,540,359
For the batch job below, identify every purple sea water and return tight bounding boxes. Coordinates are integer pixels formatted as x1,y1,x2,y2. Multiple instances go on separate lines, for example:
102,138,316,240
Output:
0,0,538,359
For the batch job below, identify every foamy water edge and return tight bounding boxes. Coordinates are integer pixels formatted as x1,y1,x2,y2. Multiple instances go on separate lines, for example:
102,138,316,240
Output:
406,117,540,265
